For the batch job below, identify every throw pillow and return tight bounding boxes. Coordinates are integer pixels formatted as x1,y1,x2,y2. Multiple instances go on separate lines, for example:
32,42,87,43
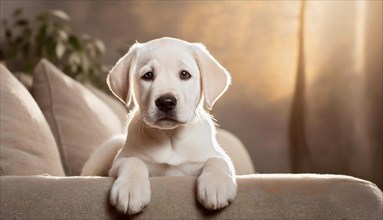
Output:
85,83,127,125
32,59,122,175
0,64,65,176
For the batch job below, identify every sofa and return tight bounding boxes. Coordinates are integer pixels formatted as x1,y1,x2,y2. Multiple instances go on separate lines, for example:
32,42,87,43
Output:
1,60,382,219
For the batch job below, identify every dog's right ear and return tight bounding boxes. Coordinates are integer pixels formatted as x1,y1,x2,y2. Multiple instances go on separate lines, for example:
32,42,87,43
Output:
107,43,140,106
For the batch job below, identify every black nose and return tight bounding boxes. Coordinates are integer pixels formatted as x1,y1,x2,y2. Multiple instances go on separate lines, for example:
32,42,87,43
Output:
155,95,177,113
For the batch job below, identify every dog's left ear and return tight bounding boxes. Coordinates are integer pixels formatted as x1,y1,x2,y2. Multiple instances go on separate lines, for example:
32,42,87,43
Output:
107,43,140,106
193,43,231,110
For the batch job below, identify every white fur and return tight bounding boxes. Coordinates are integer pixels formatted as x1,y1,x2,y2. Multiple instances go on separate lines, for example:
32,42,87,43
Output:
81,37,237,215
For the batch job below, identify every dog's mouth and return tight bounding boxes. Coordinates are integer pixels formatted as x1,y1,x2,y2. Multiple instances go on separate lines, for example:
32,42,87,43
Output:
150,115,186,130
157,117,178,123
144,108,190,130
154,116,180,128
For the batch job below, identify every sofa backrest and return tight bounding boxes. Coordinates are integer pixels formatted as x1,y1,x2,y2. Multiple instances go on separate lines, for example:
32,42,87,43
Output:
0,59,255,176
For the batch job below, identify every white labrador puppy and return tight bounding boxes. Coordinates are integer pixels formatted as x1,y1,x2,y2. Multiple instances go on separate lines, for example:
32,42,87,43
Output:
81,37,237,215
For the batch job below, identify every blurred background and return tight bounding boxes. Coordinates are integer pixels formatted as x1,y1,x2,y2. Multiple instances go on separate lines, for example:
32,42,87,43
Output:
1,1,382,188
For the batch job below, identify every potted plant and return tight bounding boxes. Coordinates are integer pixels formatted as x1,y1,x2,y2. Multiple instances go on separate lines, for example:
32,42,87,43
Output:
0,8,107,89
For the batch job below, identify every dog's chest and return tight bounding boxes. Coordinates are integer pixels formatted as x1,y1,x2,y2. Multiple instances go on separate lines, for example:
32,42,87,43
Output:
148,159,204,177
125,116,218,177
142,137,213,177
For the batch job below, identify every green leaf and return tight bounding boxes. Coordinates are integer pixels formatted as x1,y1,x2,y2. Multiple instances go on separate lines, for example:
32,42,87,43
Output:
16,19,28,26
94,39,105,55
55,42,66,59
46,38,56,58
36,13,48,22
36,25,48,55
69,35,81,51
80,53,90,73
52,21,68,31
1,8,107,90
37,24,48,38
50,10,70,21
71,64,79,74
24,61,34,73
68,52,81,65
57,30,68,41
5,29,12,40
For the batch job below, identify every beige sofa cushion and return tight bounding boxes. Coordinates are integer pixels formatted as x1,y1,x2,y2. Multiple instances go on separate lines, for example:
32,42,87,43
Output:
85,83,127,125
32,59,122,176
0,64,65,176
217,129,255,174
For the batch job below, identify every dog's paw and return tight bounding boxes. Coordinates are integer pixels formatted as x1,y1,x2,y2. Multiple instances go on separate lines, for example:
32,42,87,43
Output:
110,177,151,215
197,172,237,210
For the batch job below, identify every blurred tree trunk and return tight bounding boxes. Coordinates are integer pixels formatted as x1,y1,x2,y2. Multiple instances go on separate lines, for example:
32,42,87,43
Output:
289,0,313,173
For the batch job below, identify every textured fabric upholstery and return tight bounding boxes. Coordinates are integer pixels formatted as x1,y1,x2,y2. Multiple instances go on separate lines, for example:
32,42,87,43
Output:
32,59,123,175
0,64,64,176
1,174,382,219
85,83,128,125
217,128,255,174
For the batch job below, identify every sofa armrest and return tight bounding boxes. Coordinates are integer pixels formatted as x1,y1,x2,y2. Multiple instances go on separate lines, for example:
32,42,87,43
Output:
1,174,382,219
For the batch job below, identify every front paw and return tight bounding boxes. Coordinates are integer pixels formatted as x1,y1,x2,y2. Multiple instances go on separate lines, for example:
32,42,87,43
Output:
197,173,237,210
110,177,151,215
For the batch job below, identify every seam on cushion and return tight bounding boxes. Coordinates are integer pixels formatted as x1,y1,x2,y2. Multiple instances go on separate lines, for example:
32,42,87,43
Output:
43,63,70,175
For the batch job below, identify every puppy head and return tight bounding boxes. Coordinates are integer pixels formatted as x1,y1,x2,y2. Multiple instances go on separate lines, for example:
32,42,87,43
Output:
107,37,231,130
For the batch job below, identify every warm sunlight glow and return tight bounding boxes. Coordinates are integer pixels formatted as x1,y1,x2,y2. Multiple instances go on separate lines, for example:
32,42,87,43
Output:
177,2,301,104
354,0,366,75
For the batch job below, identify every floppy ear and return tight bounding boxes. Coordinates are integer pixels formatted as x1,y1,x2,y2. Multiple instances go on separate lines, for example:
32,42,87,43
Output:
106,44,139,106
193,43,231,110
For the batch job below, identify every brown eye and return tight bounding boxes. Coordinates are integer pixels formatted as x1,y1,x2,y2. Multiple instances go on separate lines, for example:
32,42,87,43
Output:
180,70,191,80
142,71,153,80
